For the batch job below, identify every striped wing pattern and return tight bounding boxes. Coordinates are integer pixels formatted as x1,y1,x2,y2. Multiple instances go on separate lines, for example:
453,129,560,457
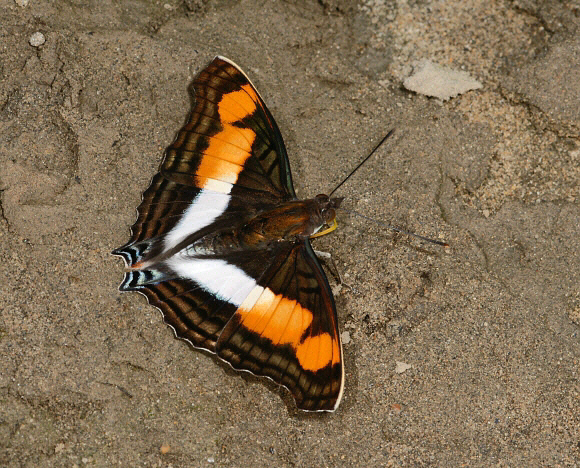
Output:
217,242,343,411
113,57,344,411
114,57,295,266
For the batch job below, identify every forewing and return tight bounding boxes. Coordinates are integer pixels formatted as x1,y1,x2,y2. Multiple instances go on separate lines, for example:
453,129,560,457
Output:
114,56,295,267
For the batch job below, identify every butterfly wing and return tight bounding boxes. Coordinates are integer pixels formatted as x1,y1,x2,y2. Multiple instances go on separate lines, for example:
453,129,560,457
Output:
113,56,296,267
216,240,344,412
122,238,344,411
216,240,344,411
113,57,344,411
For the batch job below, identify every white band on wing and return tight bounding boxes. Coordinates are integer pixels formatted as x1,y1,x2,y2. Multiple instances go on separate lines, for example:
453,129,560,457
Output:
163,188,231,251
165,256,256,307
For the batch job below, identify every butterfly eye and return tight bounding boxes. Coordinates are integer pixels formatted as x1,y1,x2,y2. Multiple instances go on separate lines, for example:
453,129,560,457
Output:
323,208,336,223
315,194,329,202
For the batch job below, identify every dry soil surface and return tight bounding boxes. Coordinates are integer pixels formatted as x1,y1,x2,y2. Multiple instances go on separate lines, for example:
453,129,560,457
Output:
1,0,579,466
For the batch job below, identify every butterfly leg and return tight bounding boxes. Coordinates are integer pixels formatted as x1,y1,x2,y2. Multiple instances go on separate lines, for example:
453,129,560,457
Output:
313,250,352,292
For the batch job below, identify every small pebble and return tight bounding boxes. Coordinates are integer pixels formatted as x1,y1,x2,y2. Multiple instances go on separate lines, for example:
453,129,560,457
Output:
160,444,170,454
29,32,46,47
391,403,403,413
403,59,482,101
341,331,351,345
15,0,29,6
395,361,412,374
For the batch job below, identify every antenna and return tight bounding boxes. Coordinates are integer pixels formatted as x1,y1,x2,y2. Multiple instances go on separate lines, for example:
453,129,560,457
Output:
326,129,448,247
328,129,395,197
340,208,449,247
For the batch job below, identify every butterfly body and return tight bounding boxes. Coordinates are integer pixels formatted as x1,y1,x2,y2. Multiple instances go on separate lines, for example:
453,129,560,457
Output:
237,194,343,242
114,57,344,411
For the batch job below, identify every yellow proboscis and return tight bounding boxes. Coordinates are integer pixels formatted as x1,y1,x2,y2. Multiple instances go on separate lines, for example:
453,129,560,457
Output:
310,219,338,239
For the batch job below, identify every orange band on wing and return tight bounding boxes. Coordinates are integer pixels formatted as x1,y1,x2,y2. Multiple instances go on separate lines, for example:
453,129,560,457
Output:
196,86,259,190
296,332,339,371
237,286,340,372
197,132,254,185
218,84,258,124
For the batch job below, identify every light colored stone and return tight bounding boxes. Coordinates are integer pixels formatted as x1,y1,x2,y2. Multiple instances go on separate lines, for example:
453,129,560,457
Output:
404,59,482,101
395,361,412,374
29,32,46,47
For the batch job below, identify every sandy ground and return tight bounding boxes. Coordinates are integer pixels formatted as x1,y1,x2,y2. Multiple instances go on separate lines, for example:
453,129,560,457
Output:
1,0,579,466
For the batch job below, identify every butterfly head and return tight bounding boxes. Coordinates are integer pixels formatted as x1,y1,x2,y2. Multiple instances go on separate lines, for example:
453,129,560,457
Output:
314,194,344,225
306,194,344,239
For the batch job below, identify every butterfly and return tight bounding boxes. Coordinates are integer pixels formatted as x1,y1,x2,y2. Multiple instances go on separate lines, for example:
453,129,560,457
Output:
113,56,345,412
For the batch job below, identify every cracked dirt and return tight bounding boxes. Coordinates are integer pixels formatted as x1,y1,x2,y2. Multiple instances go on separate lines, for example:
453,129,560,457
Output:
1,0,579,466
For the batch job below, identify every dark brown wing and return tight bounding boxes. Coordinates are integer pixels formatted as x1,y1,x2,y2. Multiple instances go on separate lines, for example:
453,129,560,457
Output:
113,56,296,268
216,241,344,412
119,239,344,412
